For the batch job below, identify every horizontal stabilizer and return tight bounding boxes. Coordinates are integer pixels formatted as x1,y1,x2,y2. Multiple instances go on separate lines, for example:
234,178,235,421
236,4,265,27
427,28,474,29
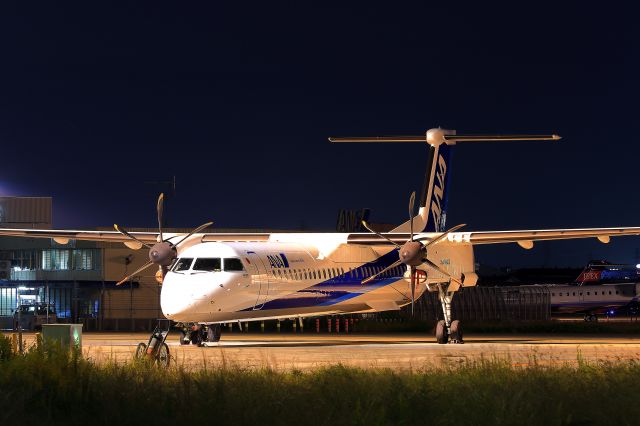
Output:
329,133,560,144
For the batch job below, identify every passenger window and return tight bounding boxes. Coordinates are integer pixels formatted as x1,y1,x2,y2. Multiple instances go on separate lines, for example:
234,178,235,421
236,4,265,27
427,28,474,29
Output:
322,269,327,279
552,293,555,296
224,258,245,272
616,291,619,295
609,291,612,295
173,258,194,271
587,292,590,296
573,292,575,296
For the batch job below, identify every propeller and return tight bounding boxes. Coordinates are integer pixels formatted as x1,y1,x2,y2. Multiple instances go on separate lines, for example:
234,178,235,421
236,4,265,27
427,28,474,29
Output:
361,191,465,315
114,193,213,286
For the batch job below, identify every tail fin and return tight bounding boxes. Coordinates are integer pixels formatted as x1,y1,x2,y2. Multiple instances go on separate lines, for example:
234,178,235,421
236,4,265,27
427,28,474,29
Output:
418,140,454,232
330,128,560,234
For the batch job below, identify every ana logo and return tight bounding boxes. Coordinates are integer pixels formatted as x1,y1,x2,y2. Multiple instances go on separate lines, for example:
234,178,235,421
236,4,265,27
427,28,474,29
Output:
267,253,290,269
430,153,447,232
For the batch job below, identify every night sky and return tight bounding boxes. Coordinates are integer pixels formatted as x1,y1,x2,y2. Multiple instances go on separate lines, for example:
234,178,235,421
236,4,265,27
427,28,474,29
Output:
0,3,638,268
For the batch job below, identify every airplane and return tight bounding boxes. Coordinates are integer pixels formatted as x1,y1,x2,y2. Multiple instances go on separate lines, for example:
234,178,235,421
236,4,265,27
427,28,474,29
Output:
2,127,640,345
573,260,640,285
547,260,640,321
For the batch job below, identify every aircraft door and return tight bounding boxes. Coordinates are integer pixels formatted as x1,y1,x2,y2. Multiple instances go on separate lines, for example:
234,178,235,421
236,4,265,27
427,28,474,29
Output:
245,251,270,310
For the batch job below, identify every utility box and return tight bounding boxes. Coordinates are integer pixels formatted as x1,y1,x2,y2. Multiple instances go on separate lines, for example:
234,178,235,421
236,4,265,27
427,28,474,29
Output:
41,324,83,351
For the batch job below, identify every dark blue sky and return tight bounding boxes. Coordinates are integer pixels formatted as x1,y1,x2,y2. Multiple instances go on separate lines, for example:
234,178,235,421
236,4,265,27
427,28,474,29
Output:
0,3,638,267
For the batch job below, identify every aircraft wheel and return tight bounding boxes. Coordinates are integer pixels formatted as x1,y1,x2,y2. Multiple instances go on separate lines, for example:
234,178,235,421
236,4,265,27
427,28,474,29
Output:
156,342,170,368
450,320,463,343
179,330,190,345
435,320,448,344
134,342,147,359
207,324,221,343
190,329,202,345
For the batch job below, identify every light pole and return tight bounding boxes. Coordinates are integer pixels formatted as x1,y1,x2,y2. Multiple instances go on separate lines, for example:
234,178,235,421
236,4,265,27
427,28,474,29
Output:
16,286,23,353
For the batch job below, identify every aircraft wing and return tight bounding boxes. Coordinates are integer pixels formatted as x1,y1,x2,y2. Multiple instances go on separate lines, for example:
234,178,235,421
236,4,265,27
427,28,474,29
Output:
453,227,640,246
0,228,273,244
1,226,639,247
0,228,160,244
346,227,640,246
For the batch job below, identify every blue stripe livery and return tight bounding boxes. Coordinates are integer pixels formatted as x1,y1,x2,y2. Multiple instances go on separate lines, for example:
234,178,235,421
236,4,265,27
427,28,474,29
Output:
243,249,405,311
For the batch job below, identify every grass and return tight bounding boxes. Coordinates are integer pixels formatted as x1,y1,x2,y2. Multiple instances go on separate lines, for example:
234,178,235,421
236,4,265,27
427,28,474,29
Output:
1,334,640,425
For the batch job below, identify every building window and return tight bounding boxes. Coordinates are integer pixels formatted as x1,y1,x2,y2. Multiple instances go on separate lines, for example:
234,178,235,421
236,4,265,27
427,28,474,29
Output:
72,249,95,270
42,249,70,270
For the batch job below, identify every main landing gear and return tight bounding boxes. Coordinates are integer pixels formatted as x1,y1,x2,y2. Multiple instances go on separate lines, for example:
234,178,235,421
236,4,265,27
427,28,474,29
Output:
584,313,598,322
434,282,464,344
178,323,222,346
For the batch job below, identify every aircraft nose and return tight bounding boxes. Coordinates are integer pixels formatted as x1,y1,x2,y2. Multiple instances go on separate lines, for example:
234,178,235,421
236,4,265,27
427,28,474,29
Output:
160,275,194,320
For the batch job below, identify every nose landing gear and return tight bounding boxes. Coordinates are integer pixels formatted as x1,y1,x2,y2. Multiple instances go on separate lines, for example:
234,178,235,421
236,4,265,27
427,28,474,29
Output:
584,313,598,322
177,323,222,346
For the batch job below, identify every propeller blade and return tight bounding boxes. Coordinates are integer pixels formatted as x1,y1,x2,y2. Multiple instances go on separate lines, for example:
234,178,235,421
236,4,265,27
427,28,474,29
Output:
361,220,401,248
410,266,416,316
417,223,467,247
157,193,165,242
408,191,416,242
422,257,463,285
174,221,214,247
113,224,153,249
116,260,154,286
361,259,403,284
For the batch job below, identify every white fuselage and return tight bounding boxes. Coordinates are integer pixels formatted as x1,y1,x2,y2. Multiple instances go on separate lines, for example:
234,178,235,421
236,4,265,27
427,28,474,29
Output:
160,235,475,324
548,283,639,314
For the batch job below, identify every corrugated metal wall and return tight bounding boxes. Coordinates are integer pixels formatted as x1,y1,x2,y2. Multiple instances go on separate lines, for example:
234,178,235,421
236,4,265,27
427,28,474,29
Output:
410,286,551,321
0,197,52,228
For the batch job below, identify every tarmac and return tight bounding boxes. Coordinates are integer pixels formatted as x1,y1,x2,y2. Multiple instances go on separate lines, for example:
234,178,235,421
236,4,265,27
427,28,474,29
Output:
18,331,640,371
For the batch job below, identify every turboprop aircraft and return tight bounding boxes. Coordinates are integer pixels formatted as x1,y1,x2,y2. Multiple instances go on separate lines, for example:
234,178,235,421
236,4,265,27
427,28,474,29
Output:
2,128,640,345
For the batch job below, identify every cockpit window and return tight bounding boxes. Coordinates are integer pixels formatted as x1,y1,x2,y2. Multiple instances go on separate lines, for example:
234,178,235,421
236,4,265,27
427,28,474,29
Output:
224,258,245,272
193,258,222,272
173,258,194,271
